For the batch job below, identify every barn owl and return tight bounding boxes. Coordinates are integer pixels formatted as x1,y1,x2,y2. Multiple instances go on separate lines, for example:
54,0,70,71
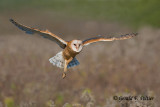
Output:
10,19,138,79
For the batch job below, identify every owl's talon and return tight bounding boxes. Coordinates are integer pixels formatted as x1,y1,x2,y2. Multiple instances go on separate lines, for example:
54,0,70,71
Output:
62,73,66,79
10,19,138,80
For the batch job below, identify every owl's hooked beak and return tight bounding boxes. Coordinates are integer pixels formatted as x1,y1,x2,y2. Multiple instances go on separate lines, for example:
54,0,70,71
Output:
76,45,79,50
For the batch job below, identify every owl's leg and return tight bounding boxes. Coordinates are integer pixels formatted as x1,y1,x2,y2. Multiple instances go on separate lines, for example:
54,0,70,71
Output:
62,58,73,79
62,60,67,79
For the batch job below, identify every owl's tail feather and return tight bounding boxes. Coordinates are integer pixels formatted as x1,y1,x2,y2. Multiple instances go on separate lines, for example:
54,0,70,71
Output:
49,51,80,69
49,51,64,68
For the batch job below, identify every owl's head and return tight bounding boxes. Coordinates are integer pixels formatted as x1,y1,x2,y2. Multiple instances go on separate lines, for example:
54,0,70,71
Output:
71,40,83,52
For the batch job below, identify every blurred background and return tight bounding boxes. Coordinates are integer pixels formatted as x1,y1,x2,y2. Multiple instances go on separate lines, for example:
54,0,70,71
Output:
0,0,160,107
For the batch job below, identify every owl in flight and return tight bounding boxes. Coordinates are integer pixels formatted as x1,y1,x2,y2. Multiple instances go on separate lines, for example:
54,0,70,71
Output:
10,19,137,79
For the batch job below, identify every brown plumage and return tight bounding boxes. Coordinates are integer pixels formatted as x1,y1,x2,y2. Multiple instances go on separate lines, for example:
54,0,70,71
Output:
10,19,67,49
10,19,138,79
83,33,138,46
63,40,80,60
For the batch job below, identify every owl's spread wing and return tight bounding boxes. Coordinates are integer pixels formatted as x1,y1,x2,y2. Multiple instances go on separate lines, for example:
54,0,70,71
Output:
83,33,138,46
10,19,67,49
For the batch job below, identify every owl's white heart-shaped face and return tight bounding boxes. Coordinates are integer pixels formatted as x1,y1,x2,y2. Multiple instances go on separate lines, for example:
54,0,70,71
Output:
71,40,83,52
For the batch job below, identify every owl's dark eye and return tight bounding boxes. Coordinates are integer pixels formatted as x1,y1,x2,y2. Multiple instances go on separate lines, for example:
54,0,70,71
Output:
74,44,76,46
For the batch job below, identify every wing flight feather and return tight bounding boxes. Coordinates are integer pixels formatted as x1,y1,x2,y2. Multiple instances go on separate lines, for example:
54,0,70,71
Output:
10,19,67,49
83,33,138,46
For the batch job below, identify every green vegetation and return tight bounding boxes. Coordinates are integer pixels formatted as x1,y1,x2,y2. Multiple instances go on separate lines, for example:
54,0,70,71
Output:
4,97,15,107
0,0,159,106
0,0,160,28
0,26,159,106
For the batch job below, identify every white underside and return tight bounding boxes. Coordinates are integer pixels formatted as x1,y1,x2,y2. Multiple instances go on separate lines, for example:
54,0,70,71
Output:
49,51,80,68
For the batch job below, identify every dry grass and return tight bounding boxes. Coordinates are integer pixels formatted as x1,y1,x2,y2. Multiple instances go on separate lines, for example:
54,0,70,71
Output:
0,11,160,107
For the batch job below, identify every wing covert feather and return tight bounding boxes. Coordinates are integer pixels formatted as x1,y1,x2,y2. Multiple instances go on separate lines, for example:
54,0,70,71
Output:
10,19,67,49
83,33,138,46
